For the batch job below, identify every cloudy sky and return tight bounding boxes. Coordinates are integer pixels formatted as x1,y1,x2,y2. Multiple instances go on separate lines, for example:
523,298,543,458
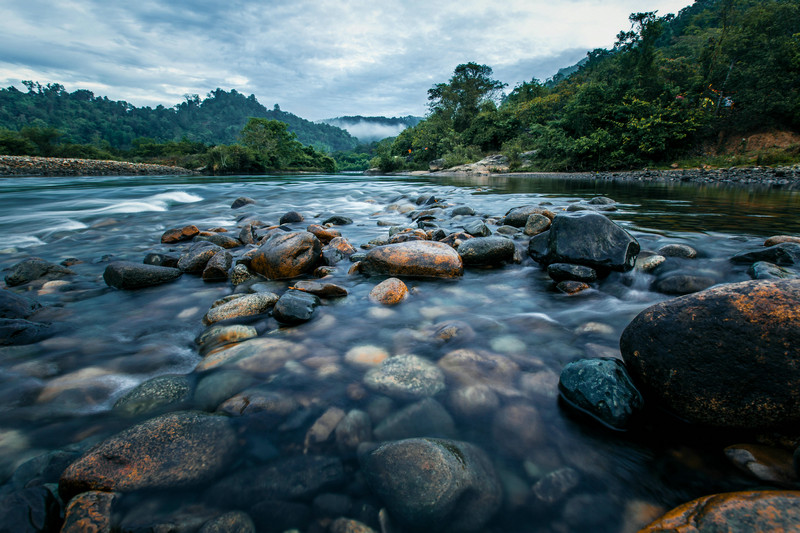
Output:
0,0,693,120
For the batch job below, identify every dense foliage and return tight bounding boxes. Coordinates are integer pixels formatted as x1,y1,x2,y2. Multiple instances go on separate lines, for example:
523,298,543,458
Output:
376,0,800,172
0,85,358,152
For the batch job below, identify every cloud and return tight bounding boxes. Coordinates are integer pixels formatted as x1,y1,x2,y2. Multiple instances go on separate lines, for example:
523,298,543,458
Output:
0,0,694,119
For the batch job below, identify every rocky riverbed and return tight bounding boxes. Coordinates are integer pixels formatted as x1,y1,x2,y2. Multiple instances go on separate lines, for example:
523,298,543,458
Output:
0,155,195,176
1,173,800,532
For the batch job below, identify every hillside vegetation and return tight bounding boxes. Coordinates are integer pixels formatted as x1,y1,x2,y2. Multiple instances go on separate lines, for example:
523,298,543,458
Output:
374,0,800,172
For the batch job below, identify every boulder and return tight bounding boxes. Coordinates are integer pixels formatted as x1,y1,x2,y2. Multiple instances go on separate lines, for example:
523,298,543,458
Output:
457,236,515,267
4,258,75,287
0,289,41,319
369,277,409,305
59,411,238,500
231,197,256,209
529,212,640,272
731,242,800,266
360,241,463,279
272,290,320,325
279,211,304,224
503,206,555,227
306,224,341,244
201,251,232,281
61,491,117,533
250,231,321,279
748,261,797,280
463,219,491,237
620,279,800,429
364,354,445,400
161,224,199,244
524,213,551,236
113,374,192,416
103,261,182,289
360,438,502,532
558,358,643,430
640,491,800,532
178,242,225,273
202,293,278,325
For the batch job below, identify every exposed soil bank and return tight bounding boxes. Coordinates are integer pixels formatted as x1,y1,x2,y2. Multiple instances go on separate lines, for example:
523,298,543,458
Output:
0,155,196,177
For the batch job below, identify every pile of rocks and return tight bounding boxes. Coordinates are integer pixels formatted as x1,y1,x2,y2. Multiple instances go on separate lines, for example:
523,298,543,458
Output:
0,155,194,176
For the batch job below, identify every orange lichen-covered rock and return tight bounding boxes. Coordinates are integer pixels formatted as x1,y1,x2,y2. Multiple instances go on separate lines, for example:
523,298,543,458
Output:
620,279,800,429
360,241,463,279
161,225,199,244
369,277,409,305
61,491,118,532
307,224,341,244
250,231,321,279
641,491,800,532
59,412,237,501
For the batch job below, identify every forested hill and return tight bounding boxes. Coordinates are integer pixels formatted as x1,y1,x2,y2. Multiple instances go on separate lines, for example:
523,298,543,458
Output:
0,85,358,152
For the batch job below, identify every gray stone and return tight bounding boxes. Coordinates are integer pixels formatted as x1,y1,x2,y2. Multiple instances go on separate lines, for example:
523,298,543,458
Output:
652,273,716,295
202,293,278,325
451,206,475,216
322,215,353,225
457,236,515,267
373,398,457,441
0,289,41,319
546,263,597,283
199,511,256,533
231,197,256,209
463,219,491,237
113,374,192,416
143,252,179,268
731,242,800,266
4,258,75,287
503,206,554,227
532,467,580,504
336,409,373,455
524,214,551,236
202,251,232,281
196,233,241,249
0,486,60,533
178,242,225,273
0,318,52,346
364,354,445,400
658,243,698,258
558,358,643,430
279,210,304,224
195,324,258,356
103,261,183,289
749,261,798,280
272,289,320,325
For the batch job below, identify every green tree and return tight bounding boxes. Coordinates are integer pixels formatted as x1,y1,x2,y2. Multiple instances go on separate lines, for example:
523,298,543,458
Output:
427,63,507,132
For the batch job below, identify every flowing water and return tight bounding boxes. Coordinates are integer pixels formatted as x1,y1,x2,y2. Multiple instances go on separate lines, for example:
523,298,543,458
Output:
1,173,798,532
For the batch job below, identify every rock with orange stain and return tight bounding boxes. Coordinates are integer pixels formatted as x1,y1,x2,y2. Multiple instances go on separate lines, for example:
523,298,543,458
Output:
59,411,237,501
765,235,800,247
250,231,321,279
61,491,118,533
360,241,463,279
161,224,199,244
292,279,348,298
369,278,409,305
641,491,800,532
306,224,341,244
620,279,800,429
321,236,356,265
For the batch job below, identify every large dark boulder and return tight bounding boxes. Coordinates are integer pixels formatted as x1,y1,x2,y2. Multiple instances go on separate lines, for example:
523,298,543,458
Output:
4,258,75,287
59,411,238,500
457,236,515,267
620,279,800,429
0,318,52,345
360,438,501,532
360,241,463,279
731,242,800,266
528,212,639,272
0,289,41,319
103,261,183,289
272,290,320,325
250,231,321,279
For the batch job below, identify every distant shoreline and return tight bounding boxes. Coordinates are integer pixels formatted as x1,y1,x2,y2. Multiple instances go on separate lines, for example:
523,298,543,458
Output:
0,155,197,177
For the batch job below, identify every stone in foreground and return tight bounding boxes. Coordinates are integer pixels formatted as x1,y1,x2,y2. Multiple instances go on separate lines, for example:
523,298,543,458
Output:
620,279,800,429
360,241,463,279
59,411,237,501
360,438,501,533
103,261,182,289
250,231,321,279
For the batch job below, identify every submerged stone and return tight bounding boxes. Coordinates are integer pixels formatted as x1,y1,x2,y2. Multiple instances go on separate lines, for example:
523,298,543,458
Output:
103,261,182,289
272,289,320,325
364,354,445,400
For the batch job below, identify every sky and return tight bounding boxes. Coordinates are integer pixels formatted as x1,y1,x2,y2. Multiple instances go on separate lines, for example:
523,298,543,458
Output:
0,0,694,121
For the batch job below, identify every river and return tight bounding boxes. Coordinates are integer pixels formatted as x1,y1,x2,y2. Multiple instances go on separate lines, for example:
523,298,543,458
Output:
1,173,798,532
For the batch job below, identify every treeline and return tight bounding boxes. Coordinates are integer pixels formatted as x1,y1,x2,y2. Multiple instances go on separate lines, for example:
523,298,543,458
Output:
375,0,800,172
0,85,358,152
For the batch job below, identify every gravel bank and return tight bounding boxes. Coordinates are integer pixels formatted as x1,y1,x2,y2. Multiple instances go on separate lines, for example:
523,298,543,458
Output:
0,155,197,177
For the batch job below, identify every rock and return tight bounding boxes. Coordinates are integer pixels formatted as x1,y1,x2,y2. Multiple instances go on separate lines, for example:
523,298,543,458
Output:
651,273,716,295
492,404,544,458
202,251,232,281
272,289,320,325
291,280,348,298
199,511,256,533
196,324,258,356
620,279,800,429
547,263,597,283
731,242,800,266
463,219,491,237
658,244,697,259
178,242,225,273
279,210,304,224
330,518,377,533
335,409,373,455
249,501,310,532
364,354,446,400
322,237,357,265
635,253,666,272
231,196,256,209
344,345,389,368
250,231,321,279
532,467,580,504
238,223,256,245
524,213,551,236
640,491,800,532
103,260,182,289
161,224,199,243
304,407,346,452
437,349,518,389
4,258,75,287
369,278,409,305
359,438,501,532
556,280,591,295
143,252,179,268
306,224,341,244
373,398,457,441
209,455,345,509
0,486,61,533
59,411,238,500
196,233,241,249
360,241,463,279
196,337,307,373
724,444,797,484
0,318,52,345
764,235,800,247
7,449,81,490
61,491,117,533
202,293,278,325
587,196,615,205
749,261,797,280
229,264,255,285
451,206,475,216
438,231,474,249
558,358,644,430
217,387,298,421
457,236,515,267
113,374,192,416
0,289,41,319
448,385,500,418
503,206,555,227
529,212,640,272
322,215,353,225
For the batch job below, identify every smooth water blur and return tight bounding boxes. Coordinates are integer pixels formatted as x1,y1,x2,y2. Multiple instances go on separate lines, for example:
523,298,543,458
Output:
0,173,796,532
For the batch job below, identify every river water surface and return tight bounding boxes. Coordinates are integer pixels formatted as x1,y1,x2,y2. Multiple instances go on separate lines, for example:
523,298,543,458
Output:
1,173,799,532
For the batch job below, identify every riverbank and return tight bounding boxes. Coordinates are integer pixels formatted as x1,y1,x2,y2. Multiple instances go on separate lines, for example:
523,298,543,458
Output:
0,155,197,176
